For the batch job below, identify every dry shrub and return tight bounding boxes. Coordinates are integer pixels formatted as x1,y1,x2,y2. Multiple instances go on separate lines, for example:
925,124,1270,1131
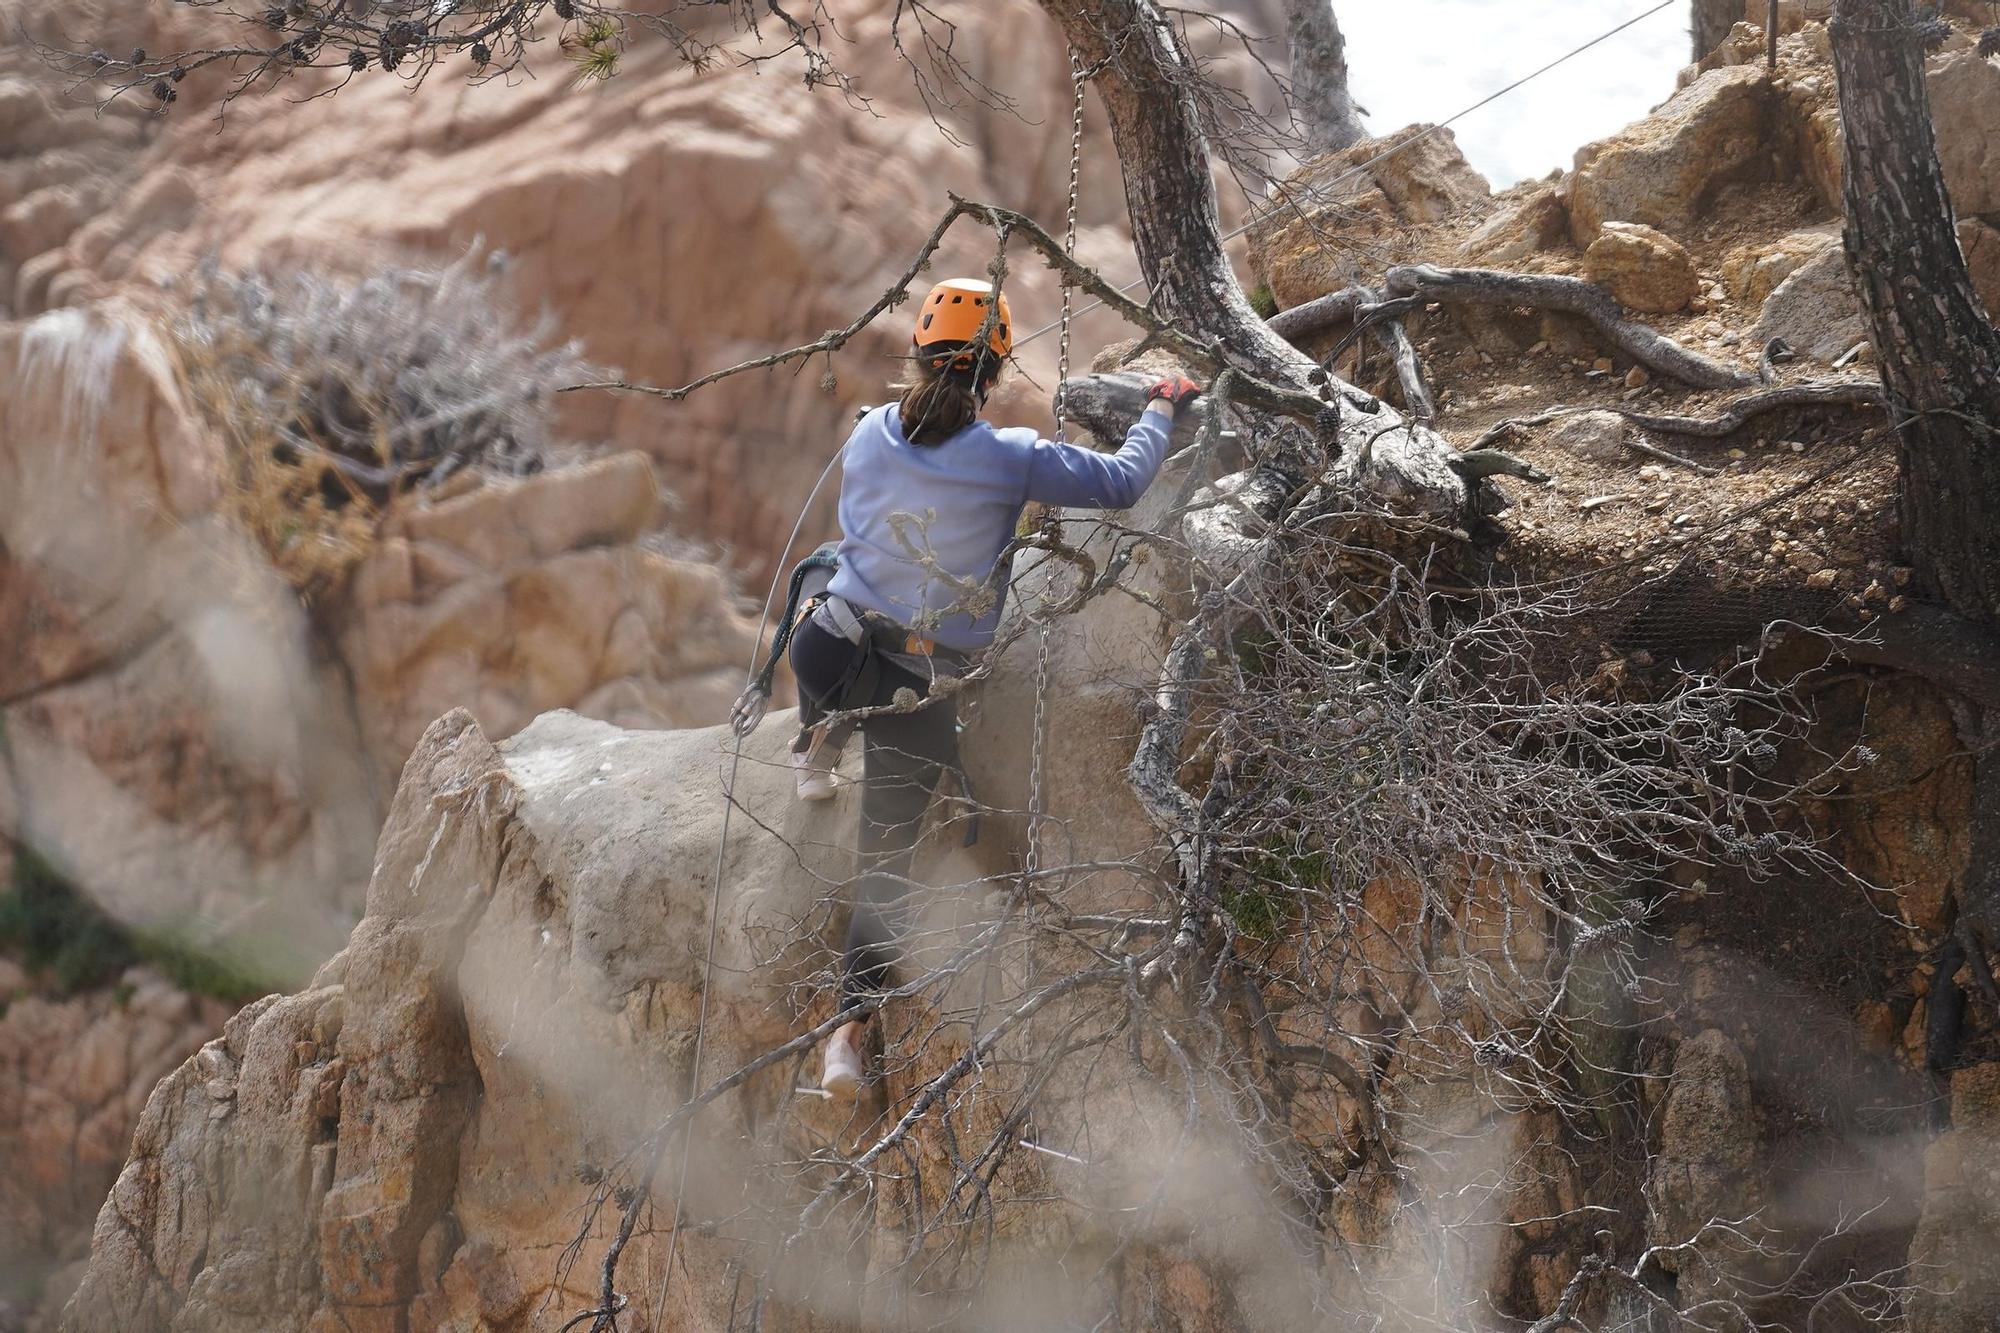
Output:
168,248,602,599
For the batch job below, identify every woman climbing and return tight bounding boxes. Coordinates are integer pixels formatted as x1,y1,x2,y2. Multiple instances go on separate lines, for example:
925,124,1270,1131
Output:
788,276,1202,1099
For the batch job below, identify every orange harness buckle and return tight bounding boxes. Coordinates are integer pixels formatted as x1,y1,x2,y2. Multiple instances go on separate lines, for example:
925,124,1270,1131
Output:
903,632,938,656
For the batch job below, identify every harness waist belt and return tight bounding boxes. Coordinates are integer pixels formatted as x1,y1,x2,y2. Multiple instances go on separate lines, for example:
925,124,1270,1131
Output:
816,594,955,659
811,593,867,646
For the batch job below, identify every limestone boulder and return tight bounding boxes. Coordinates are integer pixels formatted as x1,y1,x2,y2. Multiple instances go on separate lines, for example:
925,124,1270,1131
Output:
1927,49,2000,220
1543,410,1631,465
1569,63,1774,244
1793,44,2000,219
1751,241,1865,363
1583,221,1701,313
1456,185,1570,266
1251,124,1492,309
1722,223,1840,306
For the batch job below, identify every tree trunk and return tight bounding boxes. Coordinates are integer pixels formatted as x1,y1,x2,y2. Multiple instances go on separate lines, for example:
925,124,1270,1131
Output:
1031,0,1464,511
1692,0,1743,60
1831,0,2000,621
1283,0,1366,154
1831,0,2000,939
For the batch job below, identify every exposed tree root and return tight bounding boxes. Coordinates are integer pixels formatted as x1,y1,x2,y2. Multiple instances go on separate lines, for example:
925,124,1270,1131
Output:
1265,287,1365,343
1620,380,1886,437
1383,264,1758,389
1362,289,1437,422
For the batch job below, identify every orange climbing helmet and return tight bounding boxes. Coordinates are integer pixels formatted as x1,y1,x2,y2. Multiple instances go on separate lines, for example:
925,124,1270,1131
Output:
911,278,1013,377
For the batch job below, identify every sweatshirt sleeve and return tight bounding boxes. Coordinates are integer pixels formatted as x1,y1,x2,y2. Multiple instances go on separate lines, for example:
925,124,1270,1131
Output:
1021,409,1172,510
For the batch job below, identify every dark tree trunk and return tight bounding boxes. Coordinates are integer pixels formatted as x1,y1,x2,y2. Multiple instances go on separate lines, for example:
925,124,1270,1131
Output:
1692,0,1742,60
1831,0,2000,940
1283,0,1366,155
1831,0,2000,621
1030,0,1464,511
1031,0,1302,378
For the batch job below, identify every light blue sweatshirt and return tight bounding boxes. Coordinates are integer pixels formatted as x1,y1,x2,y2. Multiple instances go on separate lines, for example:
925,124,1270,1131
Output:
826,403,1172,651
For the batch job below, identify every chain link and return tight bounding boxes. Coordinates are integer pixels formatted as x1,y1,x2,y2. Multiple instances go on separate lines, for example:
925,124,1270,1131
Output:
1025,52,1084,884
1024,619,1053,876
1051,50,1086,444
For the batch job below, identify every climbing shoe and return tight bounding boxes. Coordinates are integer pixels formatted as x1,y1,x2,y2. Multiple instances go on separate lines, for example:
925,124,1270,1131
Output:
792,731,838,802
821,1020,866,1101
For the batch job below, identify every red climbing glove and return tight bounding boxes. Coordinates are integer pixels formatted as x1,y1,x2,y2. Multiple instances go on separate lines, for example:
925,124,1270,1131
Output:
1144,374,1204,408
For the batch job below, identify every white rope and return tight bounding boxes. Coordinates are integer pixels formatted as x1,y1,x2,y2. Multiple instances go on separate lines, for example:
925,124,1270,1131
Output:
1010,0,1679,350
654,444,845,1317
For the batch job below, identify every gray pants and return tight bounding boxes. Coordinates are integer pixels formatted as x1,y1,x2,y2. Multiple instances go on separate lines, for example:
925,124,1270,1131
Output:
788,615,961,1012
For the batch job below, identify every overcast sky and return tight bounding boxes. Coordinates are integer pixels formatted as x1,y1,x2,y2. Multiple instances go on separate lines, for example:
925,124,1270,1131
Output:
1338,1,1691,189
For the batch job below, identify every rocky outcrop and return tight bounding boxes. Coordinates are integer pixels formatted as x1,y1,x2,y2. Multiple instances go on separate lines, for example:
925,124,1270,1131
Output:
0,0,1294,582
1954,217,2000,319
58,708,844,1333
1722,222,1839,306
1250,124,1493,309
336,451,754,790
1,305,760,966
1456,185,1568,267
1568,63,1774,244
1647,1030,1764,1306
0,963,231,1329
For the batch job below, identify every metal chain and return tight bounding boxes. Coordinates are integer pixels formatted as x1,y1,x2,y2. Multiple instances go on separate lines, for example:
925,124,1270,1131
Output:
1025,51,1084,886
1024,619,1053,877
1051,50,1086,444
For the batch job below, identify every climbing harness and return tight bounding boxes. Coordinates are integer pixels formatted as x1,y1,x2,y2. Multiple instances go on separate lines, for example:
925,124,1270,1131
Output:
730,541,840,735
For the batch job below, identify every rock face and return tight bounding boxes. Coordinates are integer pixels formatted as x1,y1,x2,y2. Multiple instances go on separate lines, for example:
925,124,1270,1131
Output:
0,305,760,967
1722,223,1840,306
0,0,1288,584
336,451,755,791
1582,220,1700,313
0,966,231,1329
1786,35,2000,220
1648,1030,1763,1305
1456,185,1568,267
1955,217,2000,319
1569,63,1774,243
57,709,849,1333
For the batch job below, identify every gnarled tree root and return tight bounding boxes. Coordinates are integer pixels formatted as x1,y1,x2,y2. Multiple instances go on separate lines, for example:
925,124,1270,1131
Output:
1382,263,1757,390
1620,380,1886,436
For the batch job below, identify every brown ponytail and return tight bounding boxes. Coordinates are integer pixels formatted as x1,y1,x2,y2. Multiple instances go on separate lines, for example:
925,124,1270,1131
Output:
897,361,991,446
